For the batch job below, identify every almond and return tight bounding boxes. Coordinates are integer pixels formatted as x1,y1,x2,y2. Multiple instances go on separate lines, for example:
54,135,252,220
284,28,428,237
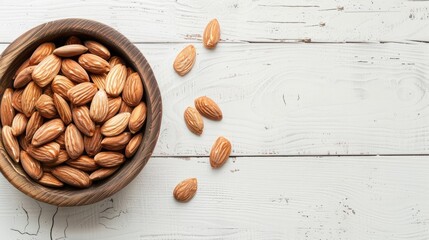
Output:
11,89,24,113
19,135,30,151
90,73,106,90
78,53,110,74
90,89,108,122
173,178,197,202
65,124,84,159
14,66,35,88
90,167,119,181
194,96,222,120
32,119,65,147
184,107,203,135
125,133,143,158
84,126,102,157
84,41,110,60
53,93,72,125
109,56,125,67
25,111,43,142
51,165,92,188
66,155,98,172
65,36,82,45
1,88,15,126
32,55,61,87
209,136,232,168
119,101,133,113
67,82,97,106
11,113,28,136
53,44,88,57
2,126,20,162
94,152,125,167
129,102,147,134
27,142,60,163
122,72,144,107
14,58,31,79
101,132,132,151
105,64,127,97
51,75,75,100
21,82,42,117
61,59,90,83
72,106,95,137
173,45,196,76
38,172,64,188
55,133,66,149
29,42,55,65
104,97,122,121
43,149,69,167
35,94,57,119
203,19,221,49
20,150,43,180
101,112,130,137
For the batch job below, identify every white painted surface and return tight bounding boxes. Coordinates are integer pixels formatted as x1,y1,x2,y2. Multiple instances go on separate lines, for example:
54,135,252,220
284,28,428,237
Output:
0,0,429,239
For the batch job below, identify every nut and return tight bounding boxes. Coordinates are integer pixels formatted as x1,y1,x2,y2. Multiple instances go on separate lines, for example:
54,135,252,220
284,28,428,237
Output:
184,107,203,135
173,45,196,76
65,124,84,160
203,19,221,49
209,136,232,168
173,178,198,202
194,96,222,120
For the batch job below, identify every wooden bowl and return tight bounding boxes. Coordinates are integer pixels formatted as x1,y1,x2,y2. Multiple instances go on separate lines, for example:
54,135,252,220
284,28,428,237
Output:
0,19,162,206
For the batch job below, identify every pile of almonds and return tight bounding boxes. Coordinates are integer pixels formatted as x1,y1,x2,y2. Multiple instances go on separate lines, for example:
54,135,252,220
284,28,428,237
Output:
172,19,232,202
1,36,146,188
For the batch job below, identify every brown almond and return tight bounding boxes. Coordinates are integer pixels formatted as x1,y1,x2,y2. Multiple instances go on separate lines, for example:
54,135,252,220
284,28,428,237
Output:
20,150,43,180
104,97,122,121
32,55,62,87
84,126,102,157
129,102,147,134
1,88,15,126
203,19,221,49
29,42,55,65
78,53,110,74
184,107,203,135
11,113,28,136
90,73,106,90
43,149,69,167
27,142,60,163
25,111,43,142
66,155,98,172
101,112,130,137
35,94,57,119
51,165,92,188
53,93,72,125
11,89,24,113
38,172,64,188
173,45,196,76
51,75,75,100
14,58,31,79
19,135,30,151
122,72,144,107
2,126,20,162
22,82,42,117
194,96,222,120
32,119,65,147
125,133,143,158
119,101,133,113
90,89,108,122
55,133,66,149
101,132,132,151
173,178,198,202
90,167,119,181
94,152,125,167
109,56,125,67
105,64,127,97
209,136,232,168
72,106,95,137
61,59,90,83
65,124,84,159
53,44,88,57
67,82,97,106
65,36,82,45
14,66,35,88
84,41,110,60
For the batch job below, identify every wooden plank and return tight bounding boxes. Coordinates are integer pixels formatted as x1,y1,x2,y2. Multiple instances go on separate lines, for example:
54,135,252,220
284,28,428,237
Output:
0,156,429,239
0,0,428,43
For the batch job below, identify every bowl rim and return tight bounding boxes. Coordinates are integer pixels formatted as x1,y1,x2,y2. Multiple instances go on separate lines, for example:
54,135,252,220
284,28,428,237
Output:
0,18,162,206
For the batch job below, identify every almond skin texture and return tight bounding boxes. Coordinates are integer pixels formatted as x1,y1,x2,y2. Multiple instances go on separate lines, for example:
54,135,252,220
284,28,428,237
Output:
90,167,119,181
27,142,60,163
90,74,106,90
14,58,31,79
125,133,143,158
1,88,15,126
90,89,109,123
101,132,132,151
119,101,133,113
101,112,130,137
210,136,232,168
84,41,111,60
94,152,125,167
32,55,62,87
184,107,203,135
11,89,24,113
55,133,66,149
2,126,20,162
72,106,95,137
11,113,28,136
104,97,122,121
61,59,90,83
51,75,75,100
32,119,65,147
14,66,35,88
20,150,43,180
43,149,70,167
53,44,88,57
78,53,110,74
129,102,147,134
67,82,97,106
84,126,102,157
203,19,221,49
173,178,198,202
19,135,30,151
38,173,64,188
65,124,84,160
53,93,72,125
66,155,98,172
122,72,144,107
35,94,58,119
65,36,82,45
22,81,42,117
51,165,92,188
25,111,43,142
29,42,55,65
194,96,223,120
105,64,127,97
109,56,125,67
173,45,196,76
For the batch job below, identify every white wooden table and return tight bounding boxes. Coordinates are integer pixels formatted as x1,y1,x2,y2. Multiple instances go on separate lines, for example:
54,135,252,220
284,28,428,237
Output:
1,0,429,239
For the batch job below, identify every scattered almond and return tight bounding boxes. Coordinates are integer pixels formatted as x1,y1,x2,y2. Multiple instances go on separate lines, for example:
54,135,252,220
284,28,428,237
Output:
203,19,221,49
209,136,232,168
184,107,203,135
173,178,198,202
194,96,222,120
173,45,196,76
